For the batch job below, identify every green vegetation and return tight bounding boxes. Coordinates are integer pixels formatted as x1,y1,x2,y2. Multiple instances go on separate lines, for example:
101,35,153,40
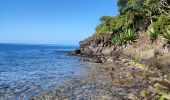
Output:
111,33,124,45
95,16,112,35
95,24,110,35
123,29,137,44
148,27,159,41
152,15,170,34
95,0,170,45
162,28,170,44
111,29,137,45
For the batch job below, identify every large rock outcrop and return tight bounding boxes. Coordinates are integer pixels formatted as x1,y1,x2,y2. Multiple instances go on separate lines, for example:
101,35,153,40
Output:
79,34,112,57
76,31,170,65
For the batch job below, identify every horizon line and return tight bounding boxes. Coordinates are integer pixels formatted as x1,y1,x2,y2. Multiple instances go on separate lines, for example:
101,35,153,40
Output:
0,42,79,46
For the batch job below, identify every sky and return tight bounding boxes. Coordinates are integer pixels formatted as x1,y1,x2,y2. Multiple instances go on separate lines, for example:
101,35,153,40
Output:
0,0,118,45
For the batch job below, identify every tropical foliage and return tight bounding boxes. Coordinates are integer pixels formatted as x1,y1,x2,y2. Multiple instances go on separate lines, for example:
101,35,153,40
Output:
123,29,137,43
111,29,137,45
95,0,170,45
152,15,170,33
148,27,159,41
162,28,170,44
95,23,110,35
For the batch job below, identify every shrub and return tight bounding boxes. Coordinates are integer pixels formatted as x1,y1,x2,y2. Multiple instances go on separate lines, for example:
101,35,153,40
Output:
123,29,137,44
152,15,170,33
111,34,124,45
110,14,134,31
111,36,117,45
95,23,110,35
162,28,170,44
148,27,159,40
111,28,137,45
118,33,125,45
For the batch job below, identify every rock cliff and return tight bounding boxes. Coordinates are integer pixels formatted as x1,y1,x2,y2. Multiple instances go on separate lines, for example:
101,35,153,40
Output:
76,31,170,68
74,31,170,99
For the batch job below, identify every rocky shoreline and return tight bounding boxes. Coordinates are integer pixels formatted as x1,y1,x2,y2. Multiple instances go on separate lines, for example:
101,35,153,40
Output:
31,58,170,100
66,32,170,99
31,32,170,100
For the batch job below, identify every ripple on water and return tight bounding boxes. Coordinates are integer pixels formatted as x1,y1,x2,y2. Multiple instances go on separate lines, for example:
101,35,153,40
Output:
0,44,92,99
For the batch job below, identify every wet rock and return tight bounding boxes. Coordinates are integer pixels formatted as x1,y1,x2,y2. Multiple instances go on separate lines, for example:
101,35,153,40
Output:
68,49,81,55
79,57,102,63
0,84,10,89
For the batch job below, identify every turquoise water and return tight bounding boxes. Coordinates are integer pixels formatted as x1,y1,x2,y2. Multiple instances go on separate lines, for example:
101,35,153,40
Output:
0,43,91,100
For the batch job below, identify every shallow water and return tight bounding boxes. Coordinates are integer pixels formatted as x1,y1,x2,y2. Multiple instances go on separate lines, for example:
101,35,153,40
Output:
0,43,93,100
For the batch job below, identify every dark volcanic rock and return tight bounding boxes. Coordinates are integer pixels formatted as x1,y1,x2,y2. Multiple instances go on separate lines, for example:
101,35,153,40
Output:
68,49,81,55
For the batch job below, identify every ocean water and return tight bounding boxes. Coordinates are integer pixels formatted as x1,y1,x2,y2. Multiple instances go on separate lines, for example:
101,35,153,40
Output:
0,43,92,100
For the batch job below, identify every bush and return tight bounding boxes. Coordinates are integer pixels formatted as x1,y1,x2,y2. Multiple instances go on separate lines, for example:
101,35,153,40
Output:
152,15,170,33
110,14,134,31
111,34,123,45
162,28,170,44
123,29,137,43
111,29,137,45
148,27,159,40
95,23,110,35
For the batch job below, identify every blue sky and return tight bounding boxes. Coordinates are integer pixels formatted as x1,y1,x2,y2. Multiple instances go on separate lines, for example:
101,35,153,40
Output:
0,0,118,45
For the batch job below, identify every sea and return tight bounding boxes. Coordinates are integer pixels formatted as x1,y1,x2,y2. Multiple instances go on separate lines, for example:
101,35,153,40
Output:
0,43,93,100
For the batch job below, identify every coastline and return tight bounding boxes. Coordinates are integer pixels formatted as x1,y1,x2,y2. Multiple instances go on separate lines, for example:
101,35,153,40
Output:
32,31,170,100
31,56,170,100
1,0,169,100
31,32,170,99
